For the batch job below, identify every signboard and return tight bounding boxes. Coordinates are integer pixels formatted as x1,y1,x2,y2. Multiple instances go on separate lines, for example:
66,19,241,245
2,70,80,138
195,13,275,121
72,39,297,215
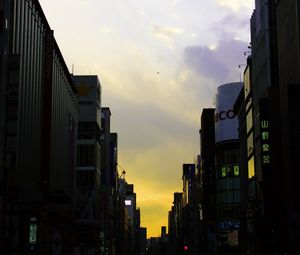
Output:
28,217,37,251
215,83,243,143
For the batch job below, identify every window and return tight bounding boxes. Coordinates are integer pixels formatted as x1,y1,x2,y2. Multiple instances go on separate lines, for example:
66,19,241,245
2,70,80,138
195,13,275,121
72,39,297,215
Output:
248,156,255,179
247,132,254,157
246,108,253,133
77,144,95,166
77,170,94,187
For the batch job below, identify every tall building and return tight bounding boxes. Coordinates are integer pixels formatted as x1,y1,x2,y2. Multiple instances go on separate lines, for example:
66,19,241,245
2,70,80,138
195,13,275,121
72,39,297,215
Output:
0,0,79,253
214,82,243,255
199,108,217,254
168,192,183,255
72,75,102,254
272,1,300,253
139,227,147,255
125,183,137,254
233,58,255,254
182,164,198,255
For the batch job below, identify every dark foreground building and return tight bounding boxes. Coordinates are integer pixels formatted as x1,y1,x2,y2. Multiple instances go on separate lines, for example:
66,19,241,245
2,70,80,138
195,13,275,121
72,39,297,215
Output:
0,0,79,253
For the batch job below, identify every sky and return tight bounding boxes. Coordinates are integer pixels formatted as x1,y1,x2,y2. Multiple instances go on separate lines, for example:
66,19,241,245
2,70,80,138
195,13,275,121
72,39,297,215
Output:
39,0,254,237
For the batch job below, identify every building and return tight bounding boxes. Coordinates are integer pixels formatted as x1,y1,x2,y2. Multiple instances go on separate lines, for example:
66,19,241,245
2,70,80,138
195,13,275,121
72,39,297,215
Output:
181,163,198,255
199,108,217,254
168,192,183,255
214,82,243,255
233,58,254,255
73,75,102,254
273,1,300,253
0,0,79,253
139,227,147,255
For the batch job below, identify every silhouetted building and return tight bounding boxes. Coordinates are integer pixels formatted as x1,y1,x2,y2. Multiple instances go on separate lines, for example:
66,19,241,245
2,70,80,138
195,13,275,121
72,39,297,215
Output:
73,75,102,254
168,192,183,255
182,163,198,255
199,108,217,254
100,107,113,253
139,227,147,255
273,1,300,253
0,0,79,253
233,58,255,255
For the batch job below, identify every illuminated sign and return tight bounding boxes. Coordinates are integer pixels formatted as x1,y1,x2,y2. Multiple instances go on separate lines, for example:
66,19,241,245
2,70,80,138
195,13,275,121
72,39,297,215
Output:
218,220,240,230
259,99,270,166
28,217,38,251
29,224,37,244
220,165,239,178
261,120,270,164
125,200,132,206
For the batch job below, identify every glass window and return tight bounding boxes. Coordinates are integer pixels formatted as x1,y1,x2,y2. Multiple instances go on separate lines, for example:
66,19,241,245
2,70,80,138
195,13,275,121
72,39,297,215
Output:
233,191,241,203
228,191,234,204
222,191,227,204
248,156,255,179
247,132,254,157
233,179,240,189
246,108,253,133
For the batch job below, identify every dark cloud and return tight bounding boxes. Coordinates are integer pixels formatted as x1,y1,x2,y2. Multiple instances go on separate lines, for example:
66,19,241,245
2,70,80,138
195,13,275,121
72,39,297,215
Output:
183,38,249,84
183,45,230,83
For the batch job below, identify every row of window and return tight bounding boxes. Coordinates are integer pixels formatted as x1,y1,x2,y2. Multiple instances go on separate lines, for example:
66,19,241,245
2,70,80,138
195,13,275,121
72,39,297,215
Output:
216,190,241,204
217,178,240,191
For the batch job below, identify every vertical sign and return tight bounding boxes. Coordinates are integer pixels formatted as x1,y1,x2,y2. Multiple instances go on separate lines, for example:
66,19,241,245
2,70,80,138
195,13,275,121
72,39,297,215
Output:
260,99,270,165
28,217,37,251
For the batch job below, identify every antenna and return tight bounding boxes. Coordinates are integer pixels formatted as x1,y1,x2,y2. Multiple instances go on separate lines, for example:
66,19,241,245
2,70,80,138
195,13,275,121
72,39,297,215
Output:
117,163,127,179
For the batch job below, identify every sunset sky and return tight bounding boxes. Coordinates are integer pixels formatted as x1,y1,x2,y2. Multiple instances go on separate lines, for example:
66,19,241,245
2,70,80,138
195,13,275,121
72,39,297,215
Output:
39,0,254,237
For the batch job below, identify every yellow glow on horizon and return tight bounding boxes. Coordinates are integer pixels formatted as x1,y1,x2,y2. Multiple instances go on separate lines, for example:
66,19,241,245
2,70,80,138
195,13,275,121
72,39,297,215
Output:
120,140,195,238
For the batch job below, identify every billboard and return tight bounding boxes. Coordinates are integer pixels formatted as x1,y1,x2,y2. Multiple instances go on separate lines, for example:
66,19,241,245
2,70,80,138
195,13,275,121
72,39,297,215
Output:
215,82,243,143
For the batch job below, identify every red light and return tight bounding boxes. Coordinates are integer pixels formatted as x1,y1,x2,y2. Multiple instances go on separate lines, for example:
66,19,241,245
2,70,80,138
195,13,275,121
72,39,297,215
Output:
184,245,188,251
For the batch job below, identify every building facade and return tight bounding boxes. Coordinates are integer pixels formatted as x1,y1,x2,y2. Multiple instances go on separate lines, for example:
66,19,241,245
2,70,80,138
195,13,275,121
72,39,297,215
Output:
199,108,217,255
73,75,102,254
214,82,243,255
0,0,79,253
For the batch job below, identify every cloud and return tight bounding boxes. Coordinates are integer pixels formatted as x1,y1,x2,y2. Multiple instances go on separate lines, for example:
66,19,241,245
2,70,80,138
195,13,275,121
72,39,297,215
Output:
216,0,253,12
183,38,249,84
150,24,183,46
211,13,251,41
183,45,230,83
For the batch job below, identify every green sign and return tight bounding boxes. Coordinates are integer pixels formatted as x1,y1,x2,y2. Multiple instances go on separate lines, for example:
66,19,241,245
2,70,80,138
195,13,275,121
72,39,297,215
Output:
261,120,270,165
29,224,37,244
